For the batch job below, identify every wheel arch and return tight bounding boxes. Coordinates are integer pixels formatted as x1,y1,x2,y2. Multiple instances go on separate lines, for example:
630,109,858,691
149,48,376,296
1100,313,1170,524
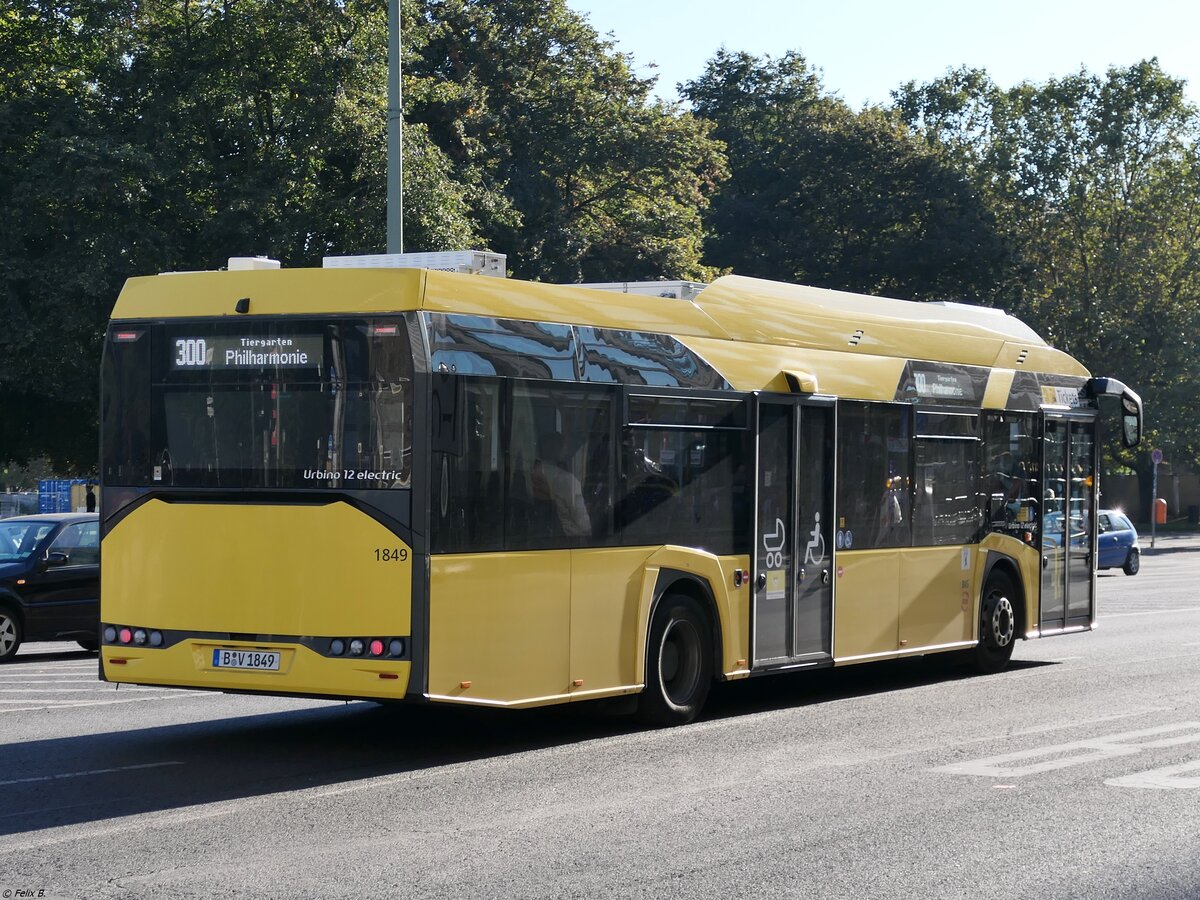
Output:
981,551,1027,640
650,568,723,682
0,591,24,622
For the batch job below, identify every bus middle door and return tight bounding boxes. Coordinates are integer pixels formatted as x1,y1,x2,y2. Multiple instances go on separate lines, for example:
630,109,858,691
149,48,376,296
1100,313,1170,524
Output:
752,395,834,668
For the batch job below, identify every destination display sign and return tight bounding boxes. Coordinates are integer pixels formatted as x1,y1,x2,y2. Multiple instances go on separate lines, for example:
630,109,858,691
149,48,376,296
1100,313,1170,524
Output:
913,370,975,400
170,335,324,370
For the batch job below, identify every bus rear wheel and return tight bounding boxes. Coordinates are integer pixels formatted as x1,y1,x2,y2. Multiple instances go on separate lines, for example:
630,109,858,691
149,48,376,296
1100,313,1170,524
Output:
974,572,1017,675
636,594,712,727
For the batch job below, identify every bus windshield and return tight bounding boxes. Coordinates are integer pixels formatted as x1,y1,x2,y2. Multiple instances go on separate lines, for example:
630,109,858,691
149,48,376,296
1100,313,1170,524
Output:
102,316,415,490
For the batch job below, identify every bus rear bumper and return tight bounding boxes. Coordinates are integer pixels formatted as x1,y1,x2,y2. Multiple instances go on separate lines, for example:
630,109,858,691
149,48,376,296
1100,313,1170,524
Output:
101,640,411,700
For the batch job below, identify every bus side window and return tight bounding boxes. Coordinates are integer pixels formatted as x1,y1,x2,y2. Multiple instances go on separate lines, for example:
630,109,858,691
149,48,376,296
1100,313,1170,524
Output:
837,402,912,549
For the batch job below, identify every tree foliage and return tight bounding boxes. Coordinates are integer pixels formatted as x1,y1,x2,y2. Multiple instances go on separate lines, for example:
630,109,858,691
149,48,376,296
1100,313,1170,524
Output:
0,0,721,468
2,3,1200,487
405,0,726,282
683,50,1008,302
896,61,1200,476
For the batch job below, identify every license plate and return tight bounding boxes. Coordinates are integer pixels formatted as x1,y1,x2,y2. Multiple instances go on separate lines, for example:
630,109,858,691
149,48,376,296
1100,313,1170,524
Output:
212,649,281,671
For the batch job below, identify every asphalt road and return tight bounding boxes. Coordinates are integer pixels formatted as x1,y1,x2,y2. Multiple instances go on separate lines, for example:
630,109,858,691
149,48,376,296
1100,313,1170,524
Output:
1,535,1198,899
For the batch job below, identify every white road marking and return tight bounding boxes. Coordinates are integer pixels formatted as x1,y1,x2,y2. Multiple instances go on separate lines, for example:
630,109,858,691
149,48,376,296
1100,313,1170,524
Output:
935,721,1200,778
1005,650,1200,678
0,761,183,787
1107,758,1200,789
0,694,213,713
1103,606,1200,618
0,691,175,696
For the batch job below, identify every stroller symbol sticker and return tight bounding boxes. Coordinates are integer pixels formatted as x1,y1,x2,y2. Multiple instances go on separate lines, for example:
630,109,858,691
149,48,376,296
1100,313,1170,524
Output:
762,518,786,569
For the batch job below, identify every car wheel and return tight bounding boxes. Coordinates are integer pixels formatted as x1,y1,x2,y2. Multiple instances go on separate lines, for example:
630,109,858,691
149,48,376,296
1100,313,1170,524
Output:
636,594,712,727
77,639,99,652
1123,549,1140,576
973,571,1017,675
0,607,23,662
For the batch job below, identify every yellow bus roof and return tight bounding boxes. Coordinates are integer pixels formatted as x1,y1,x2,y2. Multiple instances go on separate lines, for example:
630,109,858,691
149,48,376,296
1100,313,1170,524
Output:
111,266,1089,385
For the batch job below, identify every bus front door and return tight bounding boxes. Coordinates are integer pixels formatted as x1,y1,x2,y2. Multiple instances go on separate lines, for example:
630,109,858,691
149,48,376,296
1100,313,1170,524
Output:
752,396,834,668
1039,412,1098,632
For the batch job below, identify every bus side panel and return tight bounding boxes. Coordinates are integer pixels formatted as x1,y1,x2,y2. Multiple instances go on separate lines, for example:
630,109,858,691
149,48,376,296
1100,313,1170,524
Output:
427,552,570,705
103,499,412,636
898,547,972,650
569,547,657,695
833,550,899,662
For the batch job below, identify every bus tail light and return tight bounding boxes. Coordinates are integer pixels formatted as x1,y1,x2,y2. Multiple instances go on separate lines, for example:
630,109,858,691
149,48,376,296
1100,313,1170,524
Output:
323,637,406,659
105,624,164,648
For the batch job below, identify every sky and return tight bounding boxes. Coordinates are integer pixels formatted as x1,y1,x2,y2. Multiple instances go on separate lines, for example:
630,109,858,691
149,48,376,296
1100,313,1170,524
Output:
565,0,1200,107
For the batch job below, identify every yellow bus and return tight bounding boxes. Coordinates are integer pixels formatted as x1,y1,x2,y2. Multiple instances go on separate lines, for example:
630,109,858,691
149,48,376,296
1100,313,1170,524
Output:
99,257,1142,725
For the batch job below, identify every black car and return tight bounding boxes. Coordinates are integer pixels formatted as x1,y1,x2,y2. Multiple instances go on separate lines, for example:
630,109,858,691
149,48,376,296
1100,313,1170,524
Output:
0,513,100,661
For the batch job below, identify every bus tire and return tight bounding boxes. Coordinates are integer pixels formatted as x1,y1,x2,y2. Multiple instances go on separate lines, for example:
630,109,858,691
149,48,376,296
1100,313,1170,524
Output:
0,605,23,662
974,571,1017,675
636,594,712,727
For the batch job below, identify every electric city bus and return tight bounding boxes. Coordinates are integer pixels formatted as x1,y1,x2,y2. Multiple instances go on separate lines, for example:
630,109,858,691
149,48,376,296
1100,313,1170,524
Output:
99,254,1143,725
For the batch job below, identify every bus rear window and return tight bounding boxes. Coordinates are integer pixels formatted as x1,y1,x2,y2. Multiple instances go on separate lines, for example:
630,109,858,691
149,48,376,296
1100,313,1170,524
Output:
102,316,415,490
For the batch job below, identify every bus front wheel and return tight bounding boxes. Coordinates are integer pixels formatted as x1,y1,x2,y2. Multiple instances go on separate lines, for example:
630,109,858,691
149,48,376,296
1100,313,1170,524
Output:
974,572,1017,675
636,594,712,727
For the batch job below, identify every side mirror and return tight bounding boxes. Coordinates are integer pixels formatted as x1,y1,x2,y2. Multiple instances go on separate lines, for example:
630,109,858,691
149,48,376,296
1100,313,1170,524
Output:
1120,395,1142,448
1084,378,1143,448
44,551,69,569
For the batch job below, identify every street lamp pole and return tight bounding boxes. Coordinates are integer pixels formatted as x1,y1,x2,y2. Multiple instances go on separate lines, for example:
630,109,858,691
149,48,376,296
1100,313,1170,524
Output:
386,0,403,254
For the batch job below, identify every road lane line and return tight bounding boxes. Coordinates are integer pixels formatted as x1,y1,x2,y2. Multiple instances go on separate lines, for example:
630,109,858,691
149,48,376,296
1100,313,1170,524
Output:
1103,606,1200,618
0,761,184,787
0,695,213,712
1107,758,1200,789
0,691,156,696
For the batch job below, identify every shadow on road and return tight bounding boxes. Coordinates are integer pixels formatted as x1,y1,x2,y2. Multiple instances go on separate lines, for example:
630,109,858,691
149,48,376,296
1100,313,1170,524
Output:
0,652,1061,838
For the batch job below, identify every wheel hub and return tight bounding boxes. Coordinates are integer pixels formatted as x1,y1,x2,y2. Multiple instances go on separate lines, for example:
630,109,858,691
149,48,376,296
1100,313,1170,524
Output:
0,615,15,656
991,596,1015,648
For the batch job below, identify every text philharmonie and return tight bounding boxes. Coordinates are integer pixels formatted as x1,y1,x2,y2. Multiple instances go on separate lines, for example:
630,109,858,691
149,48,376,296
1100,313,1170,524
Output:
225,348,310,366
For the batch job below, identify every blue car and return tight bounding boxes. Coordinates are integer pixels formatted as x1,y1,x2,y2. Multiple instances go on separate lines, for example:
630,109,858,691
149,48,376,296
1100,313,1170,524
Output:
1097,509,1140,575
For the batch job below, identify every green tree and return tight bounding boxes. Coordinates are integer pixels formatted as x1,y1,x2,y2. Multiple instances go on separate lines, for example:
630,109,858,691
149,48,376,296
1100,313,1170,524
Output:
0,1,143,470
897,61,1200,503
683,50,1007,302
0,0,477,468
406,0,726,282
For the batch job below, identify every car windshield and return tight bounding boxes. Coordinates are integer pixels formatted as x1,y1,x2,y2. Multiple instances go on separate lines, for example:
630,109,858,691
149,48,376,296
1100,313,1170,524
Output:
0,521,56,561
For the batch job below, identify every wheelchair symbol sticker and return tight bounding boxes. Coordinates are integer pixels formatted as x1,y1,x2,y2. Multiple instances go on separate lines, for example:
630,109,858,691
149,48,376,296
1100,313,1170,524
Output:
804,512,826,565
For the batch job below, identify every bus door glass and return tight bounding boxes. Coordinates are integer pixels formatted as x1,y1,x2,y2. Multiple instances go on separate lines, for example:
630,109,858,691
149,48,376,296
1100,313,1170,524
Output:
753,396,833,667
1039,413,1097,630
1067,419,1097,622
